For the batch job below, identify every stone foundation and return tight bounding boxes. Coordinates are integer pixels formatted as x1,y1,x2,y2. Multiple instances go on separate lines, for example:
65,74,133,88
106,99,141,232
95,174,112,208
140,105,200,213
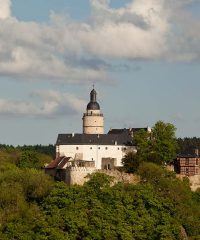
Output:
177,174,200,191
65,167,140,185
65,167,96,185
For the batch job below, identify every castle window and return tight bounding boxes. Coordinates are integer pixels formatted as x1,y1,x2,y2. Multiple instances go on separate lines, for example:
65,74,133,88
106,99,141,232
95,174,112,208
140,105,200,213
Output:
196,159,199,165
118,147,120,150
185,159,189,165
105,147,108,150
90,147,93,150
76,147,79,150
98,147,100,149
186,167,189,175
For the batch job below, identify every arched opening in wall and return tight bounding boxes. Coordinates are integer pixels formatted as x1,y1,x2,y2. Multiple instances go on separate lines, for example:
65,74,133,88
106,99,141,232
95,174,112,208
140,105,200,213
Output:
103,164,111,170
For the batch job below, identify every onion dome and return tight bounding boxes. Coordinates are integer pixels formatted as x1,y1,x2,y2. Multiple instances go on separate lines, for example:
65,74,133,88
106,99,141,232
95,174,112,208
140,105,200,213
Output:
87,88,100,110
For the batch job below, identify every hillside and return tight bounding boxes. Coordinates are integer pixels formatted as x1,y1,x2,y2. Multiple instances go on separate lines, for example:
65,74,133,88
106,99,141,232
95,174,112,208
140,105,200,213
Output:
0,148,199,239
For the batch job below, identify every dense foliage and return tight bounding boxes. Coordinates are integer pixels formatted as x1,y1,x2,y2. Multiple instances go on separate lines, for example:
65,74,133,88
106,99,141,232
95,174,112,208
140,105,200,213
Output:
123,121,178,173
0,144,55,158
0,148,199,239
0,128,199,239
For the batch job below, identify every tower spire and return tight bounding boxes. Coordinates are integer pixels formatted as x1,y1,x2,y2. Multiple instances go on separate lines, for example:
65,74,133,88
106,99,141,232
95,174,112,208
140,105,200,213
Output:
90,88,97,102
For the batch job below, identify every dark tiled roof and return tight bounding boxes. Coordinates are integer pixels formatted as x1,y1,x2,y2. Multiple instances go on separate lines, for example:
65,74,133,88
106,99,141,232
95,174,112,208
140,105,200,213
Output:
108,128,149,135
56,132,135,146
177,154,199,158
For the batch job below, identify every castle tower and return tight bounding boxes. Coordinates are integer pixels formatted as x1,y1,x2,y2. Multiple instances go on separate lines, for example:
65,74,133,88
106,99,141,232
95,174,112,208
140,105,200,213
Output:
83,88,104,134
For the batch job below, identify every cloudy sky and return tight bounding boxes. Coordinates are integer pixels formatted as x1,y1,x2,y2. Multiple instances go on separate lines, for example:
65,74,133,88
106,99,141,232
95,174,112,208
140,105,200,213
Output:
0,0,200,145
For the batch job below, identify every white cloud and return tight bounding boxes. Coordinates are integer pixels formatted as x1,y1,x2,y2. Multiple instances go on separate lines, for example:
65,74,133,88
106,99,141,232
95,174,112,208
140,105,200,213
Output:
0,90,86,118
0,0,200,82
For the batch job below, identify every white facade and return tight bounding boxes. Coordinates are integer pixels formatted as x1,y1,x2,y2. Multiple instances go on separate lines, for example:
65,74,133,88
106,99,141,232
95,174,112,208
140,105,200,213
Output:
56,144,137,169
55,88,138,170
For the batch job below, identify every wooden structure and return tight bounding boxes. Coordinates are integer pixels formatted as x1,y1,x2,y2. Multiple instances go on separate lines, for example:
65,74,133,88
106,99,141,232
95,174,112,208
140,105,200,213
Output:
174,155,200,176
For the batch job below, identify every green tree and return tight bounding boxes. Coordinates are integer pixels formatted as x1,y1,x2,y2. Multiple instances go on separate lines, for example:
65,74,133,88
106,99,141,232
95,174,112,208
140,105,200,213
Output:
17,150,51,169
151,121,178,164
123,121,178,173
122,152,141,173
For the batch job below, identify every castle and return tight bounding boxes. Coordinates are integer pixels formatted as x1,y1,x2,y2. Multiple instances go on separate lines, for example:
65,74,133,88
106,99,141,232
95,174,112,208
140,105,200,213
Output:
45,88,149,184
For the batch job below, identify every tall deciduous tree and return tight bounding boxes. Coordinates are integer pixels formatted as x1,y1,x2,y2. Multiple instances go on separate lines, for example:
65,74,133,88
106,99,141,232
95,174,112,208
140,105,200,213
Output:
123,121,178,172
151,121,178,164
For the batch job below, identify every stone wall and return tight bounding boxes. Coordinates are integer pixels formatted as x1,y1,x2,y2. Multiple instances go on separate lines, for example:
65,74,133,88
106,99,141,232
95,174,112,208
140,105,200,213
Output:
65,166,96,185
177,174,200,191
189,175,200,191
65,167,140,185
97,169,140,185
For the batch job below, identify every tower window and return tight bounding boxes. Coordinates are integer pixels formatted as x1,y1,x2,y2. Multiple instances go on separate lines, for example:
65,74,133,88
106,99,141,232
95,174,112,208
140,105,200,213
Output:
105,147,108,150
76,147,79,150
90,147,93,150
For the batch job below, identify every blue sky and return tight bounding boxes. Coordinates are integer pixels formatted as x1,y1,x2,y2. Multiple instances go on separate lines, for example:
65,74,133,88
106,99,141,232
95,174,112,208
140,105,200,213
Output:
0,0,200,145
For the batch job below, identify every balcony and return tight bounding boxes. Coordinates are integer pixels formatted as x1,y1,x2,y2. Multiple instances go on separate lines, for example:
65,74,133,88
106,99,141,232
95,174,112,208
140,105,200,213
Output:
83,113,103,117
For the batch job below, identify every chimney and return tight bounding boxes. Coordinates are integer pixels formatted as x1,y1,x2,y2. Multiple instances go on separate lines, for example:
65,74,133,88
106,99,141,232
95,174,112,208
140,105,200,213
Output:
195,148,199,157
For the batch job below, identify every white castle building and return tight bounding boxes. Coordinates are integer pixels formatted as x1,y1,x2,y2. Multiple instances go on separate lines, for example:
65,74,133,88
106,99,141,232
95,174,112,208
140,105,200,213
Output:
54,88,149,170
45,88,150,184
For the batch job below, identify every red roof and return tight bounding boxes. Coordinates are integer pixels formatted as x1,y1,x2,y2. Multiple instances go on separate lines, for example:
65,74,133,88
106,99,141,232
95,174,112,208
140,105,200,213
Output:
45,156,71,169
